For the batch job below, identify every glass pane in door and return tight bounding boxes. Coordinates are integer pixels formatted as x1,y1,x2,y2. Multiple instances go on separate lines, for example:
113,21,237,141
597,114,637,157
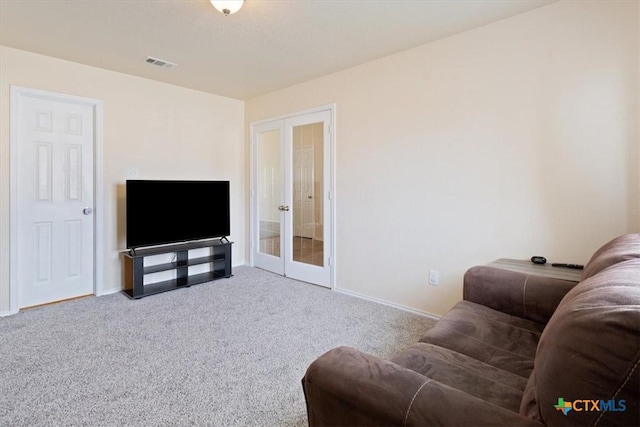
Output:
291,123,323,267
257,129,281,258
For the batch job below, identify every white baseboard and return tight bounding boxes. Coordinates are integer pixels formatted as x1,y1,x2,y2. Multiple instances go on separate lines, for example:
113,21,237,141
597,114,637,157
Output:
96,288,123,296
1,309,19,317
335,287,441,321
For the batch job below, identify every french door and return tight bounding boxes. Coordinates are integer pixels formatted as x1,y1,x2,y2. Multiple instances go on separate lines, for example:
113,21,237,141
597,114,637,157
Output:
251,108,333,288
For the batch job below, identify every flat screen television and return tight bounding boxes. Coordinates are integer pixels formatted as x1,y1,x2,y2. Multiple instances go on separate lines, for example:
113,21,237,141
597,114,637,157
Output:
126,180,230,249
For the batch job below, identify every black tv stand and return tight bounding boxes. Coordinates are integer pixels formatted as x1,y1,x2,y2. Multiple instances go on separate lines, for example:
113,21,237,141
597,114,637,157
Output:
122,239,233,299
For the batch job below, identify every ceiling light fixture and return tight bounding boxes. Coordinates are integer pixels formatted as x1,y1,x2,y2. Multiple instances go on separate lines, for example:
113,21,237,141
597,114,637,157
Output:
210,0,244,16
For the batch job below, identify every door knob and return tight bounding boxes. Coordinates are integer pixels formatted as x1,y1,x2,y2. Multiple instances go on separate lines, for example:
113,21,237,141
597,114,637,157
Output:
83,207,93,215
278,205,290,211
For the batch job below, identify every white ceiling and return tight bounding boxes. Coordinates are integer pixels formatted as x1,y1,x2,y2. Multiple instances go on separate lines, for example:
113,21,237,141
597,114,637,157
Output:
0,0,557,100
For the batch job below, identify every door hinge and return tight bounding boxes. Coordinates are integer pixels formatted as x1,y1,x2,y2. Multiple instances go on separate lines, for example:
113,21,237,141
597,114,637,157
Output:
328,190,332,200
328,257,332,266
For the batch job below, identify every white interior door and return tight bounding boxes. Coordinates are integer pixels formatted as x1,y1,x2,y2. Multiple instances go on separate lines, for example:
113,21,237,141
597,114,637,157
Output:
294,147,314,239
251,108,333,288
16,93,95,308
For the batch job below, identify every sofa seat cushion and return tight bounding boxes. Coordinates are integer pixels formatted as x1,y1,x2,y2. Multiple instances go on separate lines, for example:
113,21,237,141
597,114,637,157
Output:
420,300,544,378
391,342,528,412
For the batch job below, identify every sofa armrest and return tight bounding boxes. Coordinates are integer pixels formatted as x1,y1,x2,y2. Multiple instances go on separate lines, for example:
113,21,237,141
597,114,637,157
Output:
463,266,578,324
302,346,543,427
302,346,428,426
405,379,543,427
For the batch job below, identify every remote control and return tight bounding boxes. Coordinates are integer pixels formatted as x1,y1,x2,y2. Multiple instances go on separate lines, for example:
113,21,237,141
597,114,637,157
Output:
551,263,584,269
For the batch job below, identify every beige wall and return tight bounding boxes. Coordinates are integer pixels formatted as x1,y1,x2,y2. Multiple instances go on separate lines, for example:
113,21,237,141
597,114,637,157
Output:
0,46,245,314
1,1,637,318
246,0,640,316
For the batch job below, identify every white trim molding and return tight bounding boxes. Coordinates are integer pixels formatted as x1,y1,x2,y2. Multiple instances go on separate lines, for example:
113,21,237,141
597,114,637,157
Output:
335,286,441,321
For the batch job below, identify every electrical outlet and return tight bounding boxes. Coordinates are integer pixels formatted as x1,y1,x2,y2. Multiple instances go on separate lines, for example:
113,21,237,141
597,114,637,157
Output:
127,167,139,179
429,270,439,286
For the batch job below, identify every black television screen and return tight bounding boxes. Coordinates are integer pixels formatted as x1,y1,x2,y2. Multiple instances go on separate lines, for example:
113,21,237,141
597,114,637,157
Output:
126,180,230,249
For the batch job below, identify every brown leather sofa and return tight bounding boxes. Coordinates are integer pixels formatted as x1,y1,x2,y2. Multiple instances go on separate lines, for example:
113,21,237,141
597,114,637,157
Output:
302,233,640,426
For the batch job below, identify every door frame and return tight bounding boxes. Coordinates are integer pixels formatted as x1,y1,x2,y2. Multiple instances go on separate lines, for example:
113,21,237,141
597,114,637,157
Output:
8,86,105,316
249,104,336,289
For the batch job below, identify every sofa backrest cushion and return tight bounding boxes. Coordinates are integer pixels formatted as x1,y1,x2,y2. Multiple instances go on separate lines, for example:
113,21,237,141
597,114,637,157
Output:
581,233,640,281
520,258,640,426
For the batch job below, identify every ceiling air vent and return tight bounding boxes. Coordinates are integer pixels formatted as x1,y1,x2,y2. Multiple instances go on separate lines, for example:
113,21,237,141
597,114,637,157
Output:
144,56,177,69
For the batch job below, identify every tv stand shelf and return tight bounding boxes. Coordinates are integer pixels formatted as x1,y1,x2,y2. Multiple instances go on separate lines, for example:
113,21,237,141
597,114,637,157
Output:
123,239,232,299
